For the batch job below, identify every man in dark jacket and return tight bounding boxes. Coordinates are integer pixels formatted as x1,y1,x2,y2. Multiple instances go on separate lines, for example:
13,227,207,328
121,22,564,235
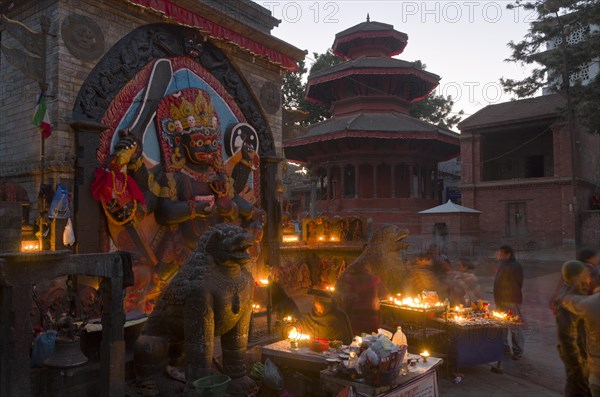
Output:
493,245,525,360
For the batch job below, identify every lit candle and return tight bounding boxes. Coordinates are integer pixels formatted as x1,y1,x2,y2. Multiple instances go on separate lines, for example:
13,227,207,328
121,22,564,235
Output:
420,350,430,362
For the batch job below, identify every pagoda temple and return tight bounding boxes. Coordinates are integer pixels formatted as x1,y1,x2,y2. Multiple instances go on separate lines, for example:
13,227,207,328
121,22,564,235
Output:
284,18,460,232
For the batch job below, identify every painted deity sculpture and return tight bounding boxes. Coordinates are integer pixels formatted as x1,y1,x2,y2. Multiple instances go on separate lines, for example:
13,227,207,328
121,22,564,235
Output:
133,223,257,397
91,59,263,312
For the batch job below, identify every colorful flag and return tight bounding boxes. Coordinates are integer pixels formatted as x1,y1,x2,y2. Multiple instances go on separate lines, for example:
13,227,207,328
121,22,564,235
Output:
32,91,51,139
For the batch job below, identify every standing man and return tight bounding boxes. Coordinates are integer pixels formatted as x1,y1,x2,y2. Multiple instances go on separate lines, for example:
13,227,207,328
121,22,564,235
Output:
494,245,525,360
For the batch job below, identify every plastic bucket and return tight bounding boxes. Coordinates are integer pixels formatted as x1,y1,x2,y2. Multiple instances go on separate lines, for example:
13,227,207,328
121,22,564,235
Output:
193,374,231,397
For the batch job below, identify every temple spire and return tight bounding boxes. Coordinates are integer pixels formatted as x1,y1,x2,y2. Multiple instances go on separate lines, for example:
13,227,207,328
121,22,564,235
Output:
366,13,370,22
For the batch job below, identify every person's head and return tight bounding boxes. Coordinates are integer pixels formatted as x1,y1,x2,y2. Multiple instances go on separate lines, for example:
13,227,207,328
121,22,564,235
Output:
561,260,591,292
577,247,599,267
496,245,514,261
313,296,334,316
308,289,335,315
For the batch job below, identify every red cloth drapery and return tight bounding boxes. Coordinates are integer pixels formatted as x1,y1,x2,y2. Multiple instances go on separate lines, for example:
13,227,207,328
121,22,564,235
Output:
91,168,146,206
126,0,298,71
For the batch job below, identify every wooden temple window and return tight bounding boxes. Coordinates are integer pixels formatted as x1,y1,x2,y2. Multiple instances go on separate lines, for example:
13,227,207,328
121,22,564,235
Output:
343,165,355,198
317,168,327,200
330,166,341,200
358,163,374,198
377,163,392,198
395,164,410,198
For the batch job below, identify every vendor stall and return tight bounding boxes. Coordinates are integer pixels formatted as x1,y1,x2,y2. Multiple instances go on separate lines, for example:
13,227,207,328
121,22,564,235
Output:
380,295,523,372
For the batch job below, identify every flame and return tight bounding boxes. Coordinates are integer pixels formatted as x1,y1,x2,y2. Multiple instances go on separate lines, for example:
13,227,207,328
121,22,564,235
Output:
21,240,40,252
388,295,444,309
492,310,508,319
282,235,299,243
259,279,269,285
288,327,310,341
420,350,430,357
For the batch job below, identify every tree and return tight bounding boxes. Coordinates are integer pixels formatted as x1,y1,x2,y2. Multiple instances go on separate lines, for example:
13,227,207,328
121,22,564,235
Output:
283,51,463,129
282,50,344,125
407,61,464,129
500,0,600,133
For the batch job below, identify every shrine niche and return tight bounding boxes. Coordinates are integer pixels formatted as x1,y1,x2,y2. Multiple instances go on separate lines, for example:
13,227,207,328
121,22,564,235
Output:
76,24,274,313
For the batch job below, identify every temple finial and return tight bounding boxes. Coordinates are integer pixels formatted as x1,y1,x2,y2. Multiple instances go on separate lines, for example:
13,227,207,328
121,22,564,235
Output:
366,13,370,22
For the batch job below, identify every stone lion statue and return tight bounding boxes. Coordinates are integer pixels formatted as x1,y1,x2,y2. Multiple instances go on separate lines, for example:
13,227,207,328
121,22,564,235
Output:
334,224,408,334
133,223,257,397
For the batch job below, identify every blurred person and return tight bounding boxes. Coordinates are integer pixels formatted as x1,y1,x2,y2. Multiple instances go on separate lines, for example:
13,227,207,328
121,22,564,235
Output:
335,261,386,336
296,289,353,344
456,257,483,306
493,245,525,360
559,267,600,397
555,260,592,397
549,247,600,314
404,254,441,299
578,247,600,292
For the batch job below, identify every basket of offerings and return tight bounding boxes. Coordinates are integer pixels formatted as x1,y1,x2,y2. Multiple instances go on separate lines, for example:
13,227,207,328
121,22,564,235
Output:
357,335,406,386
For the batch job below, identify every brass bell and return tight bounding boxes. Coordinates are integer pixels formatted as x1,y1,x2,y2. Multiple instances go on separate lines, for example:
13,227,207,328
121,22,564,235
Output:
44,336,88,368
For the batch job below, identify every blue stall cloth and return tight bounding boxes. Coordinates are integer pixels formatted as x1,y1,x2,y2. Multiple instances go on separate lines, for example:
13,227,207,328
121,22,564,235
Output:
444,324,504,369
31,330,57,367
48,184,71,219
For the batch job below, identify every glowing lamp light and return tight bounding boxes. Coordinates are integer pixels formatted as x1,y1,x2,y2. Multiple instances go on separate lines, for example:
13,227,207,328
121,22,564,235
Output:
282,235,299,243
389,294,445,309
492,311,508,320
259,279,269,286
288,327,310,348
318,235,324,241
283,315,294,322
326,285,335,292
21,240,40,252
420,350,430,362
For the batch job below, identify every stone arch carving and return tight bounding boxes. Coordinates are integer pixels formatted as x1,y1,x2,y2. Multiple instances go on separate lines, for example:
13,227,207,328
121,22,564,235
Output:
72,23,275,156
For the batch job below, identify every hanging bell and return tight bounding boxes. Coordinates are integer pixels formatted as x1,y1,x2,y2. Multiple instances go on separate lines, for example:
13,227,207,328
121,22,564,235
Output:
44,336,88,368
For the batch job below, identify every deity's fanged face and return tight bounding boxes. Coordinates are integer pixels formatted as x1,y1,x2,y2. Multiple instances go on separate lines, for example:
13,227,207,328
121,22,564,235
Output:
180,129,220,165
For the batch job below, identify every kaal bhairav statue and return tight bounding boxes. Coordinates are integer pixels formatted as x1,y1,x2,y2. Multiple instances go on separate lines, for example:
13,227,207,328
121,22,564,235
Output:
132,223,257,396
91,60,264,313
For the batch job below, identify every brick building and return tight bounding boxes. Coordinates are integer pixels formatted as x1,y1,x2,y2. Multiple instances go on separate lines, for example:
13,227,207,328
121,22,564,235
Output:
459,94,600,249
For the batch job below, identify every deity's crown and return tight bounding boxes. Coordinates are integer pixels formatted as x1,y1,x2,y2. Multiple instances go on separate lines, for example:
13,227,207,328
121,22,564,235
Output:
160,89,217,134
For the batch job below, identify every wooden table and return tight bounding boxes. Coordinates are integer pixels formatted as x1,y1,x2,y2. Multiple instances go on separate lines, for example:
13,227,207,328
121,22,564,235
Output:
261,339,341,396
320,354,443,397
261,339,336,373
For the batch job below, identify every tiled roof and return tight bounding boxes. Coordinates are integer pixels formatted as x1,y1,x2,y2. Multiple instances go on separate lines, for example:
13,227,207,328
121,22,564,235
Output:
335,21,396,37
308,56,439,81
458,94,565,130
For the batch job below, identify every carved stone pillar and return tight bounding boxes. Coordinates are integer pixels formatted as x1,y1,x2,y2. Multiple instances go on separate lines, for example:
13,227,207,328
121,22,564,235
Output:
70,119,109,254
260,156,282,270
